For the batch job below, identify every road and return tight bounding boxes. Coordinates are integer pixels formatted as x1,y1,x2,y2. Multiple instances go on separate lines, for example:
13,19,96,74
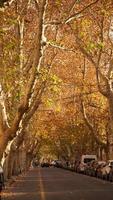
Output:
2,167,113,200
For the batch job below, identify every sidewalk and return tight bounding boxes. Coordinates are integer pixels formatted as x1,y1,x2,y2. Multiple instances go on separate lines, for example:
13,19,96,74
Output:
2,168,39,200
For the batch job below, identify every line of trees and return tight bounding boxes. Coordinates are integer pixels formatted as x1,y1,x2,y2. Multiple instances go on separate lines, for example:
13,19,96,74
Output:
0,0,113,180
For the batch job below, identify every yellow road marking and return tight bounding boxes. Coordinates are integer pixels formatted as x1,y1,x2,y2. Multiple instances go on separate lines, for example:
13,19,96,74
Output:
39,169,46,200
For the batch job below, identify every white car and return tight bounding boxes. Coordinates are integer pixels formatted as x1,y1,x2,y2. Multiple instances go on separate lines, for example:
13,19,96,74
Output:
78,155,97,173
107,160,113,167
99,161,113,180
101,164,111,179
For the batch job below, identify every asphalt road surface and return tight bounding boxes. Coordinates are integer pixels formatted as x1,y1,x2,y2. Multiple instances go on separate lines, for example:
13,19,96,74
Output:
2,167,113,200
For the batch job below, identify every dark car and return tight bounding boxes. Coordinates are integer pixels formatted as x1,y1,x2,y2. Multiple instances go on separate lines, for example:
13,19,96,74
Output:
84,161,94,176
41,162,50,167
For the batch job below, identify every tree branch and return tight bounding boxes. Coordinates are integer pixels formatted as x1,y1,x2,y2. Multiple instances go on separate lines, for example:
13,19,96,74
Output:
73,21,109,97
65,0,100,24
81,100,106,147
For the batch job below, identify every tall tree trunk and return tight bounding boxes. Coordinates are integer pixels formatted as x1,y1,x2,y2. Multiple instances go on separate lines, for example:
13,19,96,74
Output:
107,94,113,158
0,134,9,161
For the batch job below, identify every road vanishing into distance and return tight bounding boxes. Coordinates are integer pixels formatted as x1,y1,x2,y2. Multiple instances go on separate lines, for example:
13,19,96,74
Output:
2,167,113,200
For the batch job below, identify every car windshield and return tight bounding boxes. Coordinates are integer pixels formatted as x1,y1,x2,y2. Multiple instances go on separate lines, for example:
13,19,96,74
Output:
84,158,95,163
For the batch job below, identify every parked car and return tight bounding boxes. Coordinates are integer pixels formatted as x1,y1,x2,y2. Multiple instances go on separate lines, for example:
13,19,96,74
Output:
105,160,113,181
84,161,92,176
41,162,50,167
55,160,63,168
107,160,113,167
51,160,57,167
96,162,107,178
100,164,110,180
77,155,97,173
108,166,113,182
51,160,63,168
90,161,106,177
97,160,113,180
85,160,98,176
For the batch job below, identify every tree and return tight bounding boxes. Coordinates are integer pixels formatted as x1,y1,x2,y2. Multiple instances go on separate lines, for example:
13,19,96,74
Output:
0,0,48,161
65,0,113,158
